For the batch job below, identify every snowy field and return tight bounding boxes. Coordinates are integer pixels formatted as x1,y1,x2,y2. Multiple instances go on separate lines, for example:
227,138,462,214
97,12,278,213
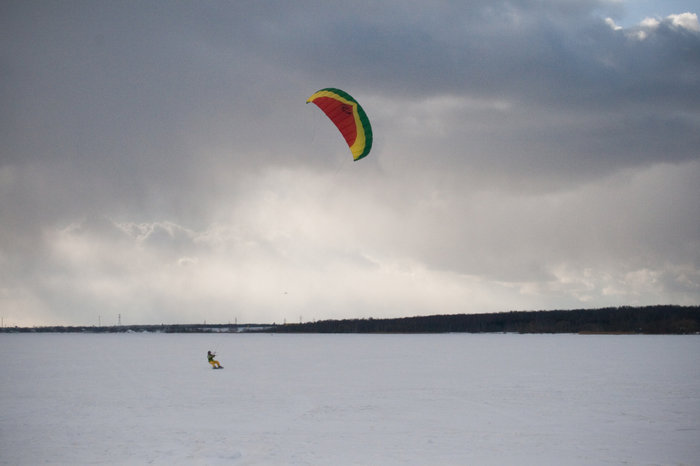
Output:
1,333,698,465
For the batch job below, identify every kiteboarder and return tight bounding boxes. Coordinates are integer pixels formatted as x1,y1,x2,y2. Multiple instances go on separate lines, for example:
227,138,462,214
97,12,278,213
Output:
207,350,223,369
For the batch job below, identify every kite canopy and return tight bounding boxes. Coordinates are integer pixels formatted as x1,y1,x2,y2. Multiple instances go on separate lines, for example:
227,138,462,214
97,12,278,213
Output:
306,88,373,161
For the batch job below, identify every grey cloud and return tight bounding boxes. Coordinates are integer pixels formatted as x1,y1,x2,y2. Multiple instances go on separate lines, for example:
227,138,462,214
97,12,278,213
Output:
1,1,698,325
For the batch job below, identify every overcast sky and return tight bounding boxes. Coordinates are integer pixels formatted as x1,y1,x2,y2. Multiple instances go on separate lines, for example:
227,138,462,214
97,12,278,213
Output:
2,1,699,326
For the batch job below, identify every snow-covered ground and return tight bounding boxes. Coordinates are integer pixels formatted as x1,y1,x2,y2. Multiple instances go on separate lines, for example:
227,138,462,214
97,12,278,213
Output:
1,333,698,465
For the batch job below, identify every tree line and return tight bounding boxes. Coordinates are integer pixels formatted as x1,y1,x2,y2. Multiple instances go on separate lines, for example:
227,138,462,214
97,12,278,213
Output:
270,305,700,334
2,305,698,334
0,323,270,334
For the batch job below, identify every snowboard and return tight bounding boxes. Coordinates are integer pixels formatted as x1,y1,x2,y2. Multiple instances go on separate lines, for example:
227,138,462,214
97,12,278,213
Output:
212,366,224,369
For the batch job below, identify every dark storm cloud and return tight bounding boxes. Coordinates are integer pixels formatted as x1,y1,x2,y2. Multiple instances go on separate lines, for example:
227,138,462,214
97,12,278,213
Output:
4,1,698,178
205,0,700,183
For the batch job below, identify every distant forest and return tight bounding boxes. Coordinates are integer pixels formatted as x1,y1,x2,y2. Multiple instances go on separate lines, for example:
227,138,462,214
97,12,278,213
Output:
2,305,698,334
272,305,700,334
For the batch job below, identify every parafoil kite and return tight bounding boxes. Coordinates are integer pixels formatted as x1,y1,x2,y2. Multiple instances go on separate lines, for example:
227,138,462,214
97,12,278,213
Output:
306,88,373,161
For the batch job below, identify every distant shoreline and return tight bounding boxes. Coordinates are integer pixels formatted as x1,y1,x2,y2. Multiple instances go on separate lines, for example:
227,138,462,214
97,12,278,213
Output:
2,305,699,335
